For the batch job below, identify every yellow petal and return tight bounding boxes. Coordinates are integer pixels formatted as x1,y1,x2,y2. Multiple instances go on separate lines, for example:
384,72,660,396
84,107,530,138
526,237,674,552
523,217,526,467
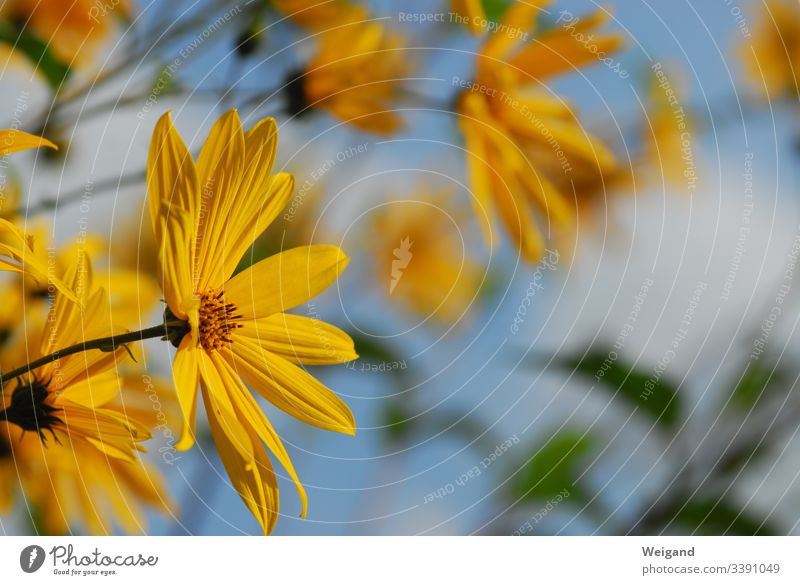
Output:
61,369,120,409
458,99,497,248
481,1,549,59
489,156,544,262
225,337,356,436
224,245,348,319
203,382,280,534
41,250,92,356
0,130,57,156
237,312,357,365
158,205,196,319
517,9,621,81
451,0,485,34
210,352,307,518
0,218,79,304
221,118,281,267
195,109,245,290
147,112,198,240
173,334,200,451
224,172,295,284
517,163,573,228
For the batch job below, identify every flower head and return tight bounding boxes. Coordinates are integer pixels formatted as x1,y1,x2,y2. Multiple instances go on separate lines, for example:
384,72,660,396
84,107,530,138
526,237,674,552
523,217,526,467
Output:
3,0,130,67
0,371,176,535
290,21,409,134
743,0,800,99
148,109,357,534
17,222,160,331
370,188,482,323
0,254,150,462
456,4,623,261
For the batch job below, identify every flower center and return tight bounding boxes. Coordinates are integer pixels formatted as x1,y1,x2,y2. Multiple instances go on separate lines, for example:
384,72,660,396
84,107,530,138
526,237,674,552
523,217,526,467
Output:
1,378,62,442
198,289,242,352
0,435,10,459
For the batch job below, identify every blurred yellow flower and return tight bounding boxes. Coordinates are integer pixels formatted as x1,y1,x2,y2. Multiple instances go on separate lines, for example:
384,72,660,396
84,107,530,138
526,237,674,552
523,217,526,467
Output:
0,424,171,535
370,189,482,323
0,255,149,462
18,223,160,330
743,0,800,99
292,21,409,134
272,0,366,29
3,0,130,67
643,64,693,186
456,3,622,262
147,109,357,534
451,0,485,34
0,367,177,535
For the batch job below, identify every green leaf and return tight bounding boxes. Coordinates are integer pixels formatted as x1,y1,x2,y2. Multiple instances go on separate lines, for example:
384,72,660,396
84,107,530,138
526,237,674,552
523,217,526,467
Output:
510,430,593,502
714,443,767,478
0,23,70,90
668,497,776,535
558,349,681,429
352,334,399,365
381,400,415,443
731,361,786,410
480,0,513,23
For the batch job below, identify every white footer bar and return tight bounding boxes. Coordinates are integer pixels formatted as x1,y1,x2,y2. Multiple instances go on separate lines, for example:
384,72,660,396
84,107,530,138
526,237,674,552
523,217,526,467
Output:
1,536,797,584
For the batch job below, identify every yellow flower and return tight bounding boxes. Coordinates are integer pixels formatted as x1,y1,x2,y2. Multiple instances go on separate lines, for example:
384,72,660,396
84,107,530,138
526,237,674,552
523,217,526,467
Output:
0,257,151,510
450,0,485,34
370,189,482,323
18,222,160,330
272,0,366,29
456,4,622,262
743,0,800,99
292,21,409,134
0,365,176,535
0,371,176,535
3,0,130,67
147,109,357,534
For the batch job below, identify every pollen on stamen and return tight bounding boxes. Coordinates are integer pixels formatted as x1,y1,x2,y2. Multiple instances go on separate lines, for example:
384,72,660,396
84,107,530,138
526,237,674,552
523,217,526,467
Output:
198,289,243,351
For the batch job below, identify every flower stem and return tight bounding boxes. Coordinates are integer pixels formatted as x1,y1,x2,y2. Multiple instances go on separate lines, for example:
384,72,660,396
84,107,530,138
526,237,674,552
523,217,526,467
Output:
0,324,171,386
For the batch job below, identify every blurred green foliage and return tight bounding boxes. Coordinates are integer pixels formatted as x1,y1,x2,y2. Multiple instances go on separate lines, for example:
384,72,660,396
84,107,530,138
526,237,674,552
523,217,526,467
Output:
510,430,593,503
0,23,70,90
558,349,681,429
